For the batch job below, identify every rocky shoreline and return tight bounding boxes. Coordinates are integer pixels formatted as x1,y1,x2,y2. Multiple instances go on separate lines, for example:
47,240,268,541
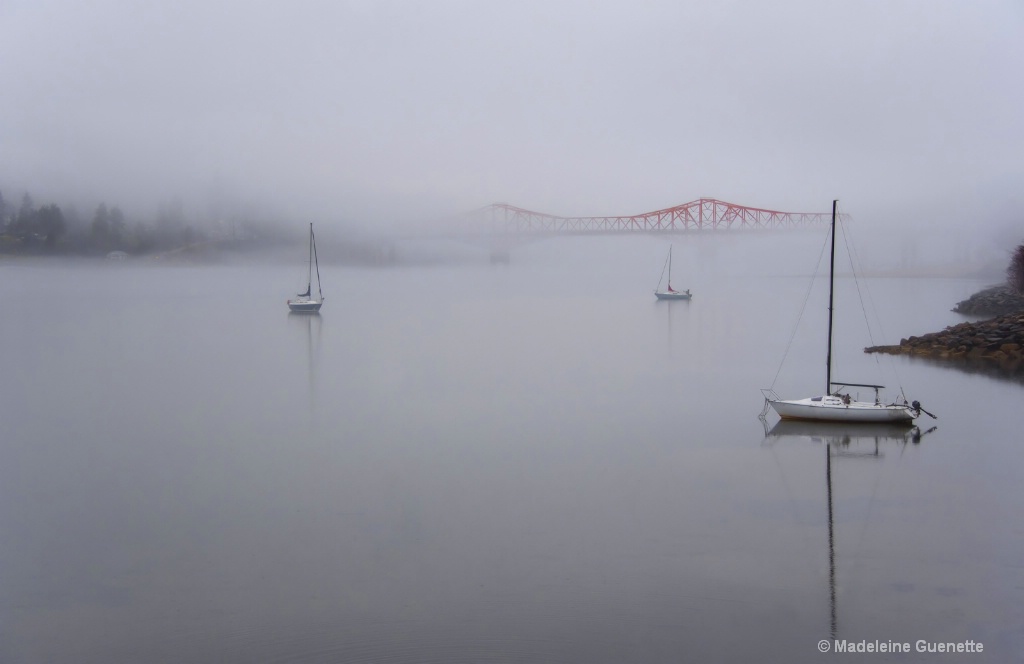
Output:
951,285,1024,317
866,298,1024,376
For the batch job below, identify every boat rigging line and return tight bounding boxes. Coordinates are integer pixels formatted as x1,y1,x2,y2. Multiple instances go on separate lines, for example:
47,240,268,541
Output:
836,219,935,418
767,227,833,392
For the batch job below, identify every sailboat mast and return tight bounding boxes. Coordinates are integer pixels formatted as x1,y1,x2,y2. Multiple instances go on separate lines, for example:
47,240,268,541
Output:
668,245,672,287
312,224,322,299
306,223,313,294
826,200,837,395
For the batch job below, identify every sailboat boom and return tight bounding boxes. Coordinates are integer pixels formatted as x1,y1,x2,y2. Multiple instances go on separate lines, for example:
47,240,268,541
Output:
831,381,885,389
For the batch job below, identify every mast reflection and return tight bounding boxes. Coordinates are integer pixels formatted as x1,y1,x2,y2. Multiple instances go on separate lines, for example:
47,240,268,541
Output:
289,310,322,415
763,420,936,641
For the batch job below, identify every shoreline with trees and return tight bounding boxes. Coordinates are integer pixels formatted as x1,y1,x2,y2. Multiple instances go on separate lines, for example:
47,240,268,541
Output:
0,187,221,258
0,186,397,265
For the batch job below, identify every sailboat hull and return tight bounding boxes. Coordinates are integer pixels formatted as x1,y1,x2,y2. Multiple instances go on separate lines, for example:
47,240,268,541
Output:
287,299,323,313
769,397,916,423
654,290,691,300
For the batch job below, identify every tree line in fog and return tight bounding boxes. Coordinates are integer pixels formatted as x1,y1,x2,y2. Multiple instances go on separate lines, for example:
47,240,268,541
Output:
0,186,401,265
0,187,264,256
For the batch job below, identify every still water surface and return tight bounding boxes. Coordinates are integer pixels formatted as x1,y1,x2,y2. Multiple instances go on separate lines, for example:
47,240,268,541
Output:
1,236,1022,662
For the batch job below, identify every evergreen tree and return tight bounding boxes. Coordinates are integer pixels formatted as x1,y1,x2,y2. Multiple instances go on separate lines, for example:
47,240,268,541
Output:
14,193,35,235
36,204,66,248
91,203,110,250
1008,243,1024,294
109,206,126,247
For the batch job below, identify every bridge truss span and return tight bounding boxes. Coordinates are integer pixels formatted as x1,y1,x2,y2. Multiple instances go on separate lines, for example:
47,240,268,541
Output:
474,198,845,235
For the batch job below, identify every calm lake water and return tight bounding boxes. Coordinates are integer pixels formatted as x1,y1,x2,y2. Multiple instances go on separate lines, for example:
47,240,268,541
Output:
1,234,1022,663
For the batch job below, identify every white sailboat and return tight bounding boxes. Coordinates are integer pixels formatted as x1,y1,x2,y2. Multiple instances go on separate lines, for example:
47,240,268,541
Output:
654,245,691,300
762,201,933,423
287,223,324,313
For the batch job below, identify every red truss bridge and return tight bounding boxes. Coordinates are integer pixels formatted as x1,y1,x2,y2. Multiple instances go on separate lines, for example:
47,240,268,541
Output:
460,198,845,235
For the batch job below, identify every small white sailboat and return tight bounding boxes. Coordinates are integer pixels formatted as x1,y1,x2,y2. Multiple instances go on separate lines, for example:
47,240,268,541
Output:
762,201,933,423
287,223,324,313
654,245,691,300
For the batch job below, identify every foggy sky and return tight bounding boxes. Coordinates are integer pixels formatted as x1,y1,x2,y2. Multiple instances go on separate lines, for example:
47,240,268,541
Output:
1,0,1022,233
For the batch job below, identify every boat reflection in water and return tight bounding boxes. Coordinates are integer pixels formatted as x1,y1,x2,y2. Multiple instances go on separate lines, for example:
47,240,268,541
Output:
764,420,937,449
289,307,322,416
762,420,936,640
